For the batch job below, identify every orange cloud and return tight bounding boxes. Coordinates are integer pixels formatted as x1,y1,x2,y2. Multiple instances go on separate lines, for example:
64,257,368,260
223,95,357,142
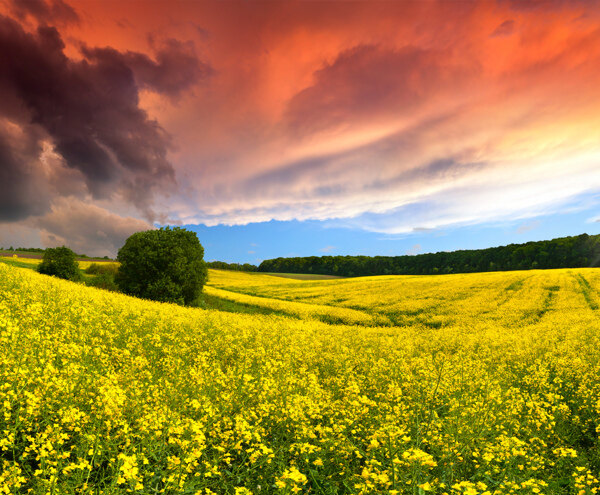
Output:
1,0,600,248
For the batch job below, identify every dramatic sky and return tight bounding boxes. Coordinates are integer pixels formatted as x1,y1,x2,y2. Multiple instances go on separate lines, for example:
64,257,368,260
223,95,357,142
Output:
1,0,599,261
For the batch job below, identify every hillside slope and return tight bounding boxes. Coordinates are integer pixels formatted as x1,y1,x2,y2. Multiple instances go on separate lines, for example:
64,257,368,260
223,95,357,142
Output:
1,264,600,493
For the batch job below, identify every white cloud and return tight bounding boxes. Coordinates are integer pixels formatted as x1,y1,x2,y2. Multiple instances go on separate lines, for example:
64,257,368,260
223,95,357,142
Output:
516,220,541,234
406,244,422,255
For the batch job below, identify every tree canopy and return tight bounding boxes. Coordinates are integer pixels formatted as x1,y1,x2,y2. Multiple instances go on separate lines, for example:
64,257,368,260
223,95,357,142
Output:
37,246,81,281
259,234,600,277
207,261,258,272
116,227,208,305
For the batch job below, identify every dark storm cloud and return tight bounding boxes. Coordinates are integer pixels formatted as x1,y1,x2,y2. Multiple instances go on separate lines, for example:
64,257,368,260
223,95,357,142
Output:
7,0,79,26
0,13,210,222
0,124,49,221
82,39,213,99
0,18,171,200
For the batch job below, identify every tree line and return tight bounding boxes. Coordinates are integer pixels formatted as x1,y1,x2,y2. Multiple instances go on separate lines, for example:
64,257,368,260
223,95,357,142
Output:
1,246,45,253
207,261,258,272
258,233,600,277
0,246,111,259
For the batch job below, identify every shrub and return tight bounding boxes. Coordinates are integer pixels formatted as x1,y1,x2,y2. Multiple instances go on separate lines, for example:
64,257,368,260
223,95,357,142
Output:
86,263,119,291
115,227,208,305
87,273,119,291
86,263,119,276
85,263,102,275
38,246,81,281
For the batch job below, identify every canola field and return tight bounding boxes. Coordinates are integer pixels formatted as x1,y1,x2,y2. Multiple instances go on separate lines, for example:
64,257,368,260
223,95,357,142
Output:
1,261,600,494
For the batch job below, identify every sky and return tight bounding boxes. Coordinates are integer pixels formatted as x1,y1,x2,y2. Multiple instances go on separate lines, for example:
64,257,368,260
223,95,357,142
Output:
0,0,599,262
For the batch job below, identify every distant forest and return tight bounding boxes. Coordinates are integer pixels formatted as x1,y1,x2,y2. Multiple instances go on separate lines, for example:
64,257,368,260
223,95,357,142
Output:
258,233,600,277
0,246,111,260
0,247,45,253
207,261,258,272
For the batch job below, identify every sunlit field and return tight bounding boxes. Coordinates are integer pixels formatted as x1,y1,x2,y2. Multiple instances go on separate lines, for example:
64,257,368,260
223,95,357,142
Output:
1,261,600,494
0,255,117,271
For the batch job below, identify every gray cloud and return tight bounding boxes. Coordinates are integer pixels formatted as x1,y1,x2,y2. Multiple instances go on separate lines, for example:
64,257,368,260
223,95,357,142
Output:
0,121,49,221
35,199,153,257
82,39,213,100
0,221,41,248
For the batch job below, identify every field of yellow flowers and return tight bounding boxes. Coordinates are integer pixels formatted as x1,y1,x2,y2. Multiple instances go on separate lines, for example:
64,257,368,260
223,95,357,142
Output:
1,261,600,494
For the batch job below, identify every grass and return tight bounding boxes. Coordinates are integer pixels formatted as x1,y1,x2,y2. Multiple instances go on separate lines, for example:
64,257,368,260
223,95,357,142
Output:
196,292,290,317
575,273,599,310
0,257,40,270
256,272,345,280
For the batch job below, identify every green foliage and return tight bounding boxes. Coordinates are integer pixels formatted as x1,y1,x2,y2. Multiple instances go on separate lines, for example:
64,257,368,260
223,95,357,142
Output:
0,257,39,271
37,246,81,281
85,262,119,276
116,227,208,305
85,263,119,291
87,273,119,292
206,261,258,272
197,292,282,316
12,247,45,253
259,233,600,277
85,263,102,274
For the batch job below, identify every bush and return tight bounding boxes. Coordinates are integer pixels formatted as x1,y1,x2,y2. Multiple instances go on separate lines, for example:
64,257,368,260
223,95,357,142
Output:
85,263,119,292
38,246,81,281
86,262,119,276
115,227,208,305
87,273,119,291
85,263,102,275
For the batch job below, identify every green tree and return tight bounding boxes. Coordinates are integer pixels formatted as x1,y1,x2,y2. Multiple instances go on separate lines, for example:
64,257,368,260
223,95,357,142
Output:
116,227,208,305
38,246,81,281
